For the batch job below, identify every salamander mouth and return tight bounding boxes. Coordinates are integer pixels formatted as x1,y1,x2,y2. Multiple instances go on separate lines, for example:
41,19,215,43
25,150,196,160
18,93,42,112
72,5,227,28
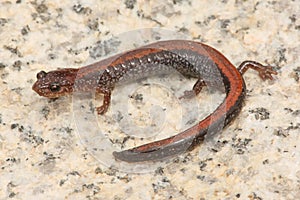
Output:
32,81,41,94
32,82,55,98
32,81,72,98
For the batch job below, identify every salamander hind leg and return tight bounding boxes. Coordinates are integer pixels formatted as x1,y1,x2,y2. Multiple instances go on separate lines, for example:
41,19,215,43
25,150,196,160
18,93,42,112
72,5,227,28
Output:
179,78,206,100
238,61,277,80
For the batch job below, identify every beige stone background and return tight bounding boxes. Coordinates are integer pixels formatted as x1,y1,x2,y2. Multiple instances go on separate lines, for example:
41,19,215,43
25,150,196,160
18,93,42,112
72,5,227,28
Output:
0,0,299,199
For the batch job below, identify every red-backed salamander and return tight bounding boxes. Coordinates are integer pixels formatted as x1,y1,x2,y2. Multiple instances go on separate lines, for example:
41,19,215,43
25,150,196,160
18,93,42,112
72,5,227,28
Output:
32,40,277,163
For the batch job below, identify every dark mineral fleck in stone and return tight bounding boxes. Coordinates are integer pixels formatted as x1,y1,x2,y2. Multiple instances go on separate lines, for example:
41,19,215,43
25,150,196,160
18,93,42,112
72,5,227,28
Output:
125,0,136,9
21,25,30,35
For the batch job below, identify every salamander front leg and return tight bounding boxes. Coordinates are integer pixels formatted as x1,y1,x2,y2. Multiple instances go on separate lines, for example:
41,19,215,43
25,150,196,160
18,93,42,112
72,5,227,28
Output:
179,78,206,100
96,89,112,115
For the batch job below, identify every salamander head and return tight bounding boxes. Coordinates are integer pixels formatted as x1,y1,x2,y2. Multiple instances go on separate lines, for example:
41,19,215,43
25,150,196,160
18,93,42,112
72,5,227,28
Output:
32,68,79,98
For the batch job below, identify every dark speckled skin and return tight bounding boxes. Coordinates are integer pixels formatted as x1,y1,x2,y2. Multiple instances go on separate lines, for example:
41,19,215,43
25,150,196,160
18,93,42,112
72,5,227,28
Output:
32,40,277,163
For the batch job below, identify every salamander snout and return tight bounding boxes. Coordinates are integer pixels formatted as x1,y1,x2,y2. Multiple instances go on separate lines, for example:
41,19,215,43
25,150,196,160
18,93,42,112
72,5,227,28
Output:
32,68,78,98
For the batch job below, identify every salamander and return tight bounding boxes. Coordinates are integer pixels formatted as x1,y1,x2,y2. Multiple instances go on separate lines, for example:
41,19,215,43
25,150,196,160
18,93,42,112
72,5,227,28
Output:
32,40,277,162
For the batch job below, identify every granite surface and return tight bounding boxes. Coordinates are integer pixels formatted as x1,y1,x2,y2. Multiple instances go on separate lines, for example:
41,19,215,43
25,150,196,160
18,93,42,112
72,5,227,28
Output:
1,0,300,199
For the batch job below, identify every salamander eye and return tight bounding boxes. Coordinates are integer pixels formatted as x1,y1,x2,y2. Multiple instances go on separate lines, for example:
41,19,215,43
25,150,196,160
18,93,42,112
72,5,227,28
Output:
37,71,47,79
50,82,61,92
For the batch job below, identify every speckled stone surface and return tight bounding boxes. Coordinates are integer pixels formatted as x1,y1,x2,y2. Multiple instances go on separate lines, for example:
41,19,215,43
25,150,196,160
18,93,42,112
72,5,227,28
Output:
1,0,300,199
